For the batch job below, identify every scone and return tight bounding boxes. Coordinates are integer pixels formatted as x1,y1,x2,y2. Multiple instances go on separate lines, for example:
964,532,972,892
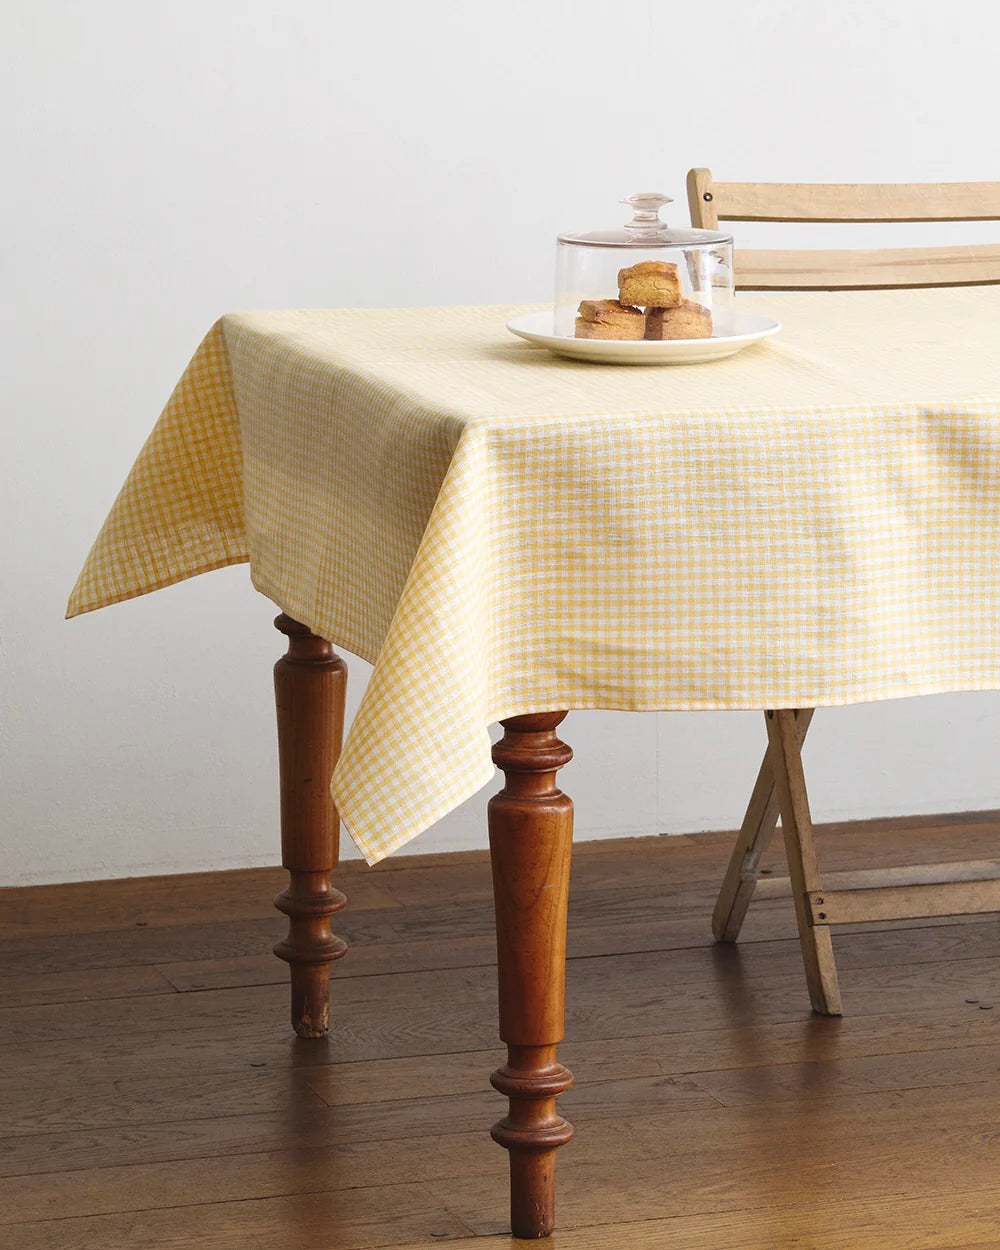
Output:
575,298,645,340
617,261,682,309
645,301,713,340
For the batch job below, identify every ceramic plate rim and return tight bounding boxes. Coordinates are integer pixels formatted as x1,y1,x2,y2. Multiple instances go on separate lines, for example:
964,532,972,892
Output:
506,308,781,349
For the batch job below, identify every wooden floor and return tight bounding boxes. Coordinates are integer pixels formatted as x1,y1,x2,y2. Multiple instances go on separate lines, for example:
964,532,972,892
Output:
5,815,1000,1248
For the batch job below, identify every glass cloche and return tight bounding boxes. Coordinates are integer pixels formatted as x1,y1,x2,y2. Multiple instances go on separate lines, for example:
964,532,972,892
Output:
555,192,734,340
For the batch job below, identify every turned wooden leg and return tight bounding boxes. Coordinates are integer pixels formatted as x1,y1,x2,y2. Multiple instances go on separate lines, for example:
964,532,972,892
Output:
488,712,575,1240
713,707,814,942
766,708,842,1016
272,614,348,1038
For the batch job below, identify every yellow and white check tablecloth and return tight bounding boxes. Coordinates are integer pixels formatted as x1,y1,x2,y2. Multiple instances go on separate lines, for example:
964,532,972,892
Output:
68,288,1000,863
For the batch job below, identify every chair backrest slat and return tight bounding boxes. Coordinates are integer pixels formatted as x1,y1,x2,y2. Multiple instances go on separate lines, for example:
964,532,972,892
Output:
687,168,1000,289
736,243,1000,290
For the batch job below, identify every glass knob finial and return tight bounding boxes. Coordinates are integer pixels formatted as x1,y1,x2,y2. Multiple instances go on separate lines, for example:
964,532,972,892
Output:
621,192,672,235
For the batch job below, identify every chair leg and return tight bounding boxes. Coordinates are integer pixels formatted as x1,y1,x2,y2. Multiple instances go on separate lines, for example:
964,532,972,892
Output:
713,708,814,942
765,708,842,1016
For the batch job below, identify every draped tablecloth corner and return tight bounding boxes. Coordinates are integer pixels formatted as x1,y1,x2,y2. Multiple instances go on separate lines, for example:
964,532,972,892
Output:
66,321,249,621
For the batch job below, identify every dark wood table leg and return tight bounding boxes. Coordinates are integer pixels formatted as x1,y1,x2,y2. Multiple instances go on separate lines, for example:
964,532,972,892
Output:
272,614,348,1038
488,712,575,1239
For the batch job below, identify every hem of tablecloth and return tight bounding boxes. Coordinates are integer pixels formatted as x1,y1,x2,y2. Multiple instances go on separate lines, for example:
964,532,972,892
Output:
346,676,1000,866
485,679,1000,719
66,553,250,619
343,758,498,866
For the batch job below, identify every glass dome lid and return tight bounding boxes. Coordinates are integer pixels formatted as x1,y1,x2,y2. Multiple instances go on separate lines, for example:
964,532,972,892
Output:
558,191,732,248
554,191,736,340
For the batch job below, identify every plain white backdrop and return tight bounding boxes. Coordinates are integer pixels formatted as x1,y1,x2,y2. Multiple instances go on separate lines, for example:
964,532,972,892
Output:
3,0,1000,884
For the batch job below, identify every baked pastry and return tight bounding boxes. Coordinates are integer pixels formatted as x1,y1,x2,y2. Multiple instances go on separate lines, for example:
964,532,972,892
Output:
617,261,682,309
644,301,713,340
575,298,645,340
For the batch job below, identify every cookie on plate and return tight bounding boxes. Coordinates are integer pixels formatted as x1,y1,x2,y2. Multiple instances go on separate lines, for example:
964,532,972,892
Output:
617,261,682,309
575,298,645,340
644,301,712,340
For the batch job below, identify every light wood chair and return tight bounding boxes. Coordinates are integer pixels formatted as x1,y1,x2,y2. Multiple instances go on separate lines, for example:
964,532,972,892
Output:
688,168,1000,1015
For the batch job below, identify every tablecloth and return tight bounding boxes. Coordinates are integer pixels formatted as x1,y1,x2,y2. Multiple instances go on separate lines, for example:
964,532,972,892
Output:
68,288,1000,862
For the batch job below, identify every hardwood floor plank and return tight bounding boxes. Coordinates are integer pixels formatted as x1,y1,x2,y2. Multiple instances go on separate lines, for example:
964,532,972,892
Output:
429,1143,1000,1238
0,880,739,977
7,1078,1000,1229
3,1069,998,1182
8,925,1000,1050
0,917,283,976
0,1072,713,1169
302,1003,1000,1111
8,995,1000,1137
2,1185,470,1250
7,817,1000,1248
0,1134,488,1224
0,905,993,1012
150,913,1000,996
688,1040,1000,1106
0,866,401,938
1,864,990,983
5,954,1000,1113
7,1081,1000,1223
381,1191,1000,1250
0,965,175,1008
0,1067,329,1136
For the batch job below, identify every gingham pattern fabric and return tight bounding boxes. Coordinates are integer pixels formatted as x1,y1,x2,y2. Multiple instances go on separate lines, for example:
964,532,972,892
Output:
68,322,249,610
68,288,1000,863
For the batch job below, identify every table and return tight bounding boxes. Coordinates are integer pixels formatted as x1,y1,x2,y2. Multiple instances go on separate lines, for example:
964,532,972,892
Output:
68,287,1000,1237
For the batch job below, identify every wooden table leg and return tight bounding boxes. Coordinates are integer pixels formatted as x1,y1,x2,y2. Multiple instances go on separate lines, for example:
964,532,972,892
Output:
488,712,575,1239
272,614,348,1038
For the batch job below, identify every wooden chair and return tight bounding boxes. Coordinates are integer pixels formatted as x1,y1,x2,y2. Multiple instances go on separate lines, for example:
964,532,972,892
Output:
688,168,1000,1015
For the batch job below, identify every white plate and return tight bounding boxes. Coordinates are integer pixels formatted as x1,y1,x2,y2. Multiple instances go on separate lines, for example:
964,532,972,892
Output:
506,309,781,365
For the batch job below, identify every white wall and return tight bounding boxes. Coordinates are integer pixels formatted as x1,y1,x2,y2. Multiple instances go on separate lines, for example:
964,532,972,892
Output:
3,0,1000,885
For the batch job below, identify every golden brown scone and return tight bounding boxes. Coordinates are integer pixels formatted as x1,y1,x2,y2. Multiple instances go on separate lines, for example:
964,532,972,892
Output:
618,260,682,309
644,301,713,340
576,317,645,340
575,298,645,339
